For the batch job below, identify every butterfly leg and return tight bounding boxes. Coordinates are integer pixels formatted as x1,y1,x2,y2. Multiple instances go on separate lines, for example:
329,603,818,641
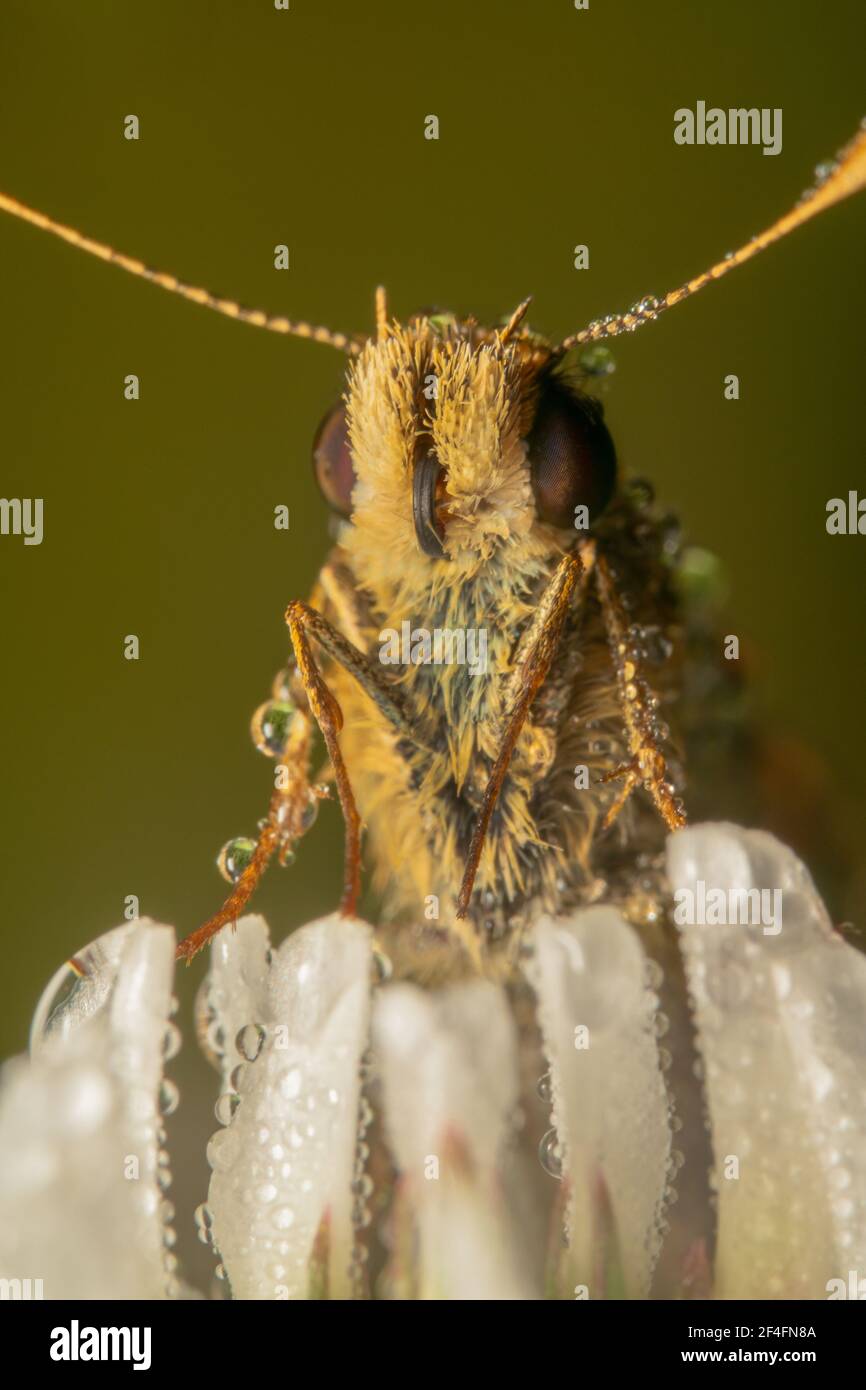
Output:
456,540,596,919
177,587,422,961
593,552,686,832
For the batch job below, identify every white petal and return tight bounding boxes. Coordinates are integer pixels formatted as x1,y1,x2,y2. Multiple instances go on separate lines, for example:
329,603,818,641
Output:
200,913,272,1083
0,920,176,1299
373,981,530,1299
526,908,671,1298
205,913,372,1299
668,822,866,1298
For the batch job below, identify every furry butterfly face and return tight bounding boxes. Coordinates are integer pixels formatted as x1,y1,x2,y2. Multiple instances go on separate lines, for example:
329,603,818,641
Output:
336,315,618,609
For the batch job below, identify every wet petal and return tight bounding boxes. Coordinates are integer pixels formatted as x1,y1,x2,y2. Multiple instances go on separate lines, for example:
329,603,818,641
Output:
373,980,530,1299
669,822,866,1298
527,907,671,1298
0,921,177,1299
204,913,372,1299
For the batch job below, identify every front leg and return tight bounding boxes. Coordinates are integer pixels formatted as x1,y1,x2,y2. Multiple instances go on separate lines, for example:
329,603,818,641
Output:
176,706,318,961
456,541,596,918
284,600,364,922
593,553,686,832
177,589,425,962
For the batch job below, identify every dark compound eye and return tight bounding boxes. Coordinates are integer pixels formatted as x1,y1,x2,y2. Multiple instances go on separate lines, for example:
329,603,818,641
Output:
528,377,617,528
312,401,356,517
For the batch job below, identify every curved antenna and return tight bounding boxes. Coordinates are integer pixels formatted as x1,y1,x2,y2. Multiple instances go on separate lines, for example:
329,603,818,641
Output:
558,121,866,353
0,190,360,354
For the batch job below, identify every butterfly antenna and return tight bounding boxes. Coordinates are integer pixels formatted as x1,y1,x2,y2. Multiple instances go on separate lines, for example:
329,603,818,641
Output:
0,190,360,353
558,121,866,353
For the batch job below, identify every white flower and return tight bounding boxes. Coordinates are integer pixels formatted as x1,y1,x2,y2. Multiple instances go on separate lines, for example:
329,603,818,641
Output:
0,823,863,1300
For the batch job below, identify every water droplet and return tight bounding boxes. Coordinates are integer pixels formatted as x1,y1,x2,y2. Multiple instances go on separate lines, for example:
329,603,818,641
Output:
271,1205,295,1230
230,1063,248,1092
29,924,137,1056
372,945,393,984
577,344,616,376
659,514,683,558
271,661,296,702
352,1201,372,1232
589,735,616,756
159,1079,180,1116
194,1203,213,1244
645,959,664,990
236,1022,266,1062
217,836,257,884
207,1128,241,1172
626,477,654,508
279,1067,303,1100
536,1071,553,1103
214,1262,227,1282
194,983,222,1071
215,1092,240,1126
638,625,673,664
162,1022,182,1061
538,1127,563,1179
299,792,319,833
251,699,296,757
206,1020,226,1061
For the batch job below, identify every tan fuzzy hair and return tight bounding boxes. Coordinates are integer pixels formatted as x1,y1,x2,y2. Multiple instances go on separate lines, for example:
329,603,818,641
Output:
342,319,548,613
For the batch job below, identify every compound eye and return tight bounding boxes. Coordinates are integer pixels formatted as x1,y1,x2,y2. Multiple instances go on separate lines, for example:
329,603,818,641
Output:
528,378,617,528
313,402,356,517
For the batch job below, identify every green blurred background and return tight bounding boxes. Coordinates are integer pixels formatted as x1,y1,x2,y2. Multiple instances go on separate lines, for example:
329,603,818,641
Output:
1,0,864,1290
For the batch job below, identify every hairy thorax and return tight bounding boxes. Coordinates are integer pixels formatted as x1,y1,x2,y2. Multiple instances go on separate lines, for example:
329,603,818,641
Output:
327,486,682,978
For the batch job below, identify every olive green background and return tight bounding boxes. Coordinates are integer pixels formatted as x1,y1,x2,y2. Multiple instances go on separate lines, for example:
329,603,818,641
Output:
1,0,864,1290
